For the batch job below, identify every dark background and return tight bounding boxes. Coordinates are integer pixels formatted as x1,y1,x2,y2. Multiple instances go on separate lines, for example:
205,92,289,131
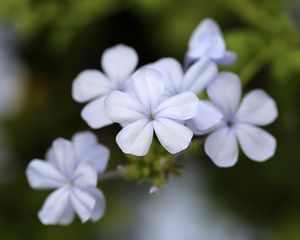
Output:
0,0,300,239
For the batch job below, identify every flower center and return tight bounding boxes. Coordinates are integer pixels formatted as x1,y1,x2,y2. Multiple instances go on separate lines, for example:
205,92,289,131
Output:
148,114,155,121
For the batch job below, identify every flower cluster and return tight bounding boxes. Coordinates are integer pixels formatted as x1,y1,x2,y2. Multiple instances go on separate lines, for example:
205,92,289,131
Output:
26,18,278,225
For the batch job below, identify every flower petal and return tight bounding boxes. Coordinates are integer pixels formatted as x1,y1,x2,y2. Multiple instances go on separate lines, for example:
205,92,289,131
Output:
186,100,223,135
215,51,237,65
72,70,113,103
71,187,96,223
204,127,239,167
236,89,278,126
189,18,222,49
101,44,138,84
235,124,276,162
73,163,98,187
182,58,218,94
38,186,73,225
72,131,110,172
116,119,153,156
81,96,113,129
207,72,241,117
149,58,183,96
132,68,165,112
51,138,75,178
155,91,198,120
26,160,65,189
153,118,193,154
105,90,147,124
84,187,106,222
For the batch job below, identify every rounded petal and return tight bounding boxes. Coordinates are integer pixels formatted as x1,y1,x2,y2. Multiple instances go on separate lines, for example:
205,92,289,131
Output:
235,124,276,162
189,18,222,50
38,187,73,225
215,51,237,65
186,100,223,135
188,35,225,60
105,90,147,124
72,70,113,103
72,131,110,172
236,90,278,126
182,58,218,94
116,119,154,156
101,44,138,84
81,96,113,129
149,58,183,96
73,164,98,187
132,68,165,111
72,131,97,160
85,187,106,222
153,118,193,154
207,72,241,117
204,127,239,167
70,187,96,223
155,92,198,120
26,160,65,189
51,138,75,178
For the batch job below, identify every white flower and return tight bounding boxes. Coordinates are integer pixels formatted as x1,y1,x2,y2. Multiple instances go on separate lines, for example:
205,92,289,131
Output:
148,57,223,134
203,72,278,167
105,68,199,156
186,18,236,65
26,131,109,225
72,44,138,129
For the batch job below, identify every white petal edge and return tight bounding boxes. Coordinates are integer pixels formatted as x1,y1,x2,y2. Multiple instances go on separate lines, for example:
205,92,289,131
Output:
207,72,241,117
235,124,276,162
81,96,113,129
101,44,138,84
116,119,154,156
38,186,72,225
236,89,278,126
204,127,239,167
153,118,193,154
72,70,113,103
132,68,165,112
26,160,65,189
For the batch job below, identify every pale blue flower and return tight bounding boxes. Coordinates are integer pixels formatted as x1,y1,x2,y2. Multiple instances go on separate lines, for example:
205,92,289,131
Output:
203,72,278,167
26,131,109,225
186,18,236,66
72,44,138,129
105,68,199,156
148,57,223,134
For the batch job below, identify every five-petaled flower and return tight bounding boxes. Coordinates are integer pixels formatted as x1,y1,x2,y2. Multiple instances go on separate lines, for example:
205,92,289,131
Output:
72,44,138,129
105,68,199,156
202,72,278,167
26,131,109,225
186,18,237,66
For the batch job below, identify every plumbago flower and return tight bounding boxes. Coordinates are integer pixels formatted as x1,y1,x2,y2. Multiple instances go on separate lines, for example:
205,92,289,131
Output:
186,18,236,66
105,68,199,156
202,72,278,167
72,44,138,129
26,131,109,225
148,57,222,133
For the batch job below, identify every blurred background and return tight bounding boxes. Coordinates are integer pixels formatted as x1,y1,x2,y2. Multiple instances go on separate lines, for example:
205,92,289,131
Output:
0,0,300,239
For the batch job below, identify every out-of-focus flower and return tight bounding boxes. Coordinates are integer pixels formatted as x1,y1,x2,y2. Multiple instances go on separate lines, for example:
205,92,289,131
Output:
186,18,237,66
0,28,26,119
202,73,278,167
148,57,222,133
105,68,199,156
72,44,138,129
26,131,109,225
